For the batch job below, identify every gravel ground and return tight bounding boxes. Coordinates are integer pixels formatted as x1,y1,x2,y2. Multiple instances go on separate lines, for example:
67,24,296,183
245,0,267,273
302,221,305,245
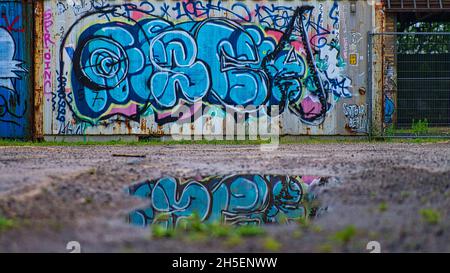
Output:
0,142,449,253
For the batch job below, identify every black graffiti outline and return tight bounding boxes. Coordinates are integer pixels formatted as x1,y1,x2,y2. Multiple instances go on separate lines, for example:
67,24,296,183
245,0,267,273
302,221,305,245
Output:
0,94,27,126
262,6,328,125
58,4,157,126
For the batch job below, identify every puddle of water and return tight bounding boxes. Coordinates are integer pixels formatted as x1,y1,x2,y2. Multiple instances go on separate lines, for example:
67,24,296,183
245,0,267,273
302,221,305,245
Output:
127,174,339,228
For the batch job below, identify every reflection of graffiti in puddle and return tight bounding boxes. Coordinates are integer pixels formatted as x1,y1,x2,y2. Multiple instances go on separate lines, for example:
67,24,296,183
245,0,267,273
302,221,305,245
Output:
127,174,339,228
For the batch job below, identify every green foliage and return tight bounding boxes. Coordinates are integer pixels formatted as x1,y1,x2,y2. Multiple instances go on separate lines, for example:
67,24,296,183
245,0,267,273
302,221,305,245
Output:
262,237,282,251
152,225,175,238
0,216,15,232
384,125,396,137
224,234,243,247
186,232,209,243
298,217,310,229
411,119,429,136
0,139,270,146
420,208,441,225
331,225,357,245
397,22,450,54
1,137,449,147
183,213,208,233
209,222,232,238
150,211,266,248
235,225,265,237
378,202,388,212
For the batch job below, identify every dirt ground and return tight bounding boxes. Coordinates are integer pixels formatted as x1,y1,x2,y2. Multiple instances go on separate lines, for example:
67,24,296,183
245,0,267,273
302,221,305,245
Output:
0,142,449,253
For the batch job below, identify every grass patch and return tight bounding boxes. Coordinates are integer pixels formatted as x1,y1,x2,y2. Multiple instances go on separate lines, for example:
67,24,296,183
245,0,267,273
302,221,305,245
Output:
331,225,357,245
224,234,243,248
384,125,396,137
298,217,310,229
209,222,232,238
262,237,282,251
235,225,265,237
0,139,271,147
383,122,450,139
419,208,441,225
411,119,429,136
0,139,135,147
378,202,388,212
0,216,16,232
1,136,449,147
149,212,266,248
186,232,209,243
152,225,175,238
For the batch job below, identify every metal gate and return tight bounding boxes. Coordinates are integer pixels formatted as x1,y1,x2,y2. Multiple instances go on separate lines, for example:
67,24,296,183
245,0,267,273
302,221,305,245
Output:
0,0,34,139
369,32,450,137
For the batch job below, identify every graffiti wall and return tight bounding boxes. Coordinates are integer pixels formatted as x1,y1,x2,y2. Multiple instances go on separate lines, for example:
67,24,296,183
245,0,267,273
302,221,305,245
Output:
128,174,334,228
0,1,32,138
42,0,371,136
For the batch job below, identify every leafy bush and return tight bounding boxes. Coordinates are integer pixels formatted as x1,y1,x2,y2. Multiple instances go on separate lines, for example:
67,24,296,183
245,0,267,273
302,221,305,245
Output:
0,216,15,232
411,119,429,136
331,225,357,245
420,208,441,225
385,125,396,137
262,237,281,251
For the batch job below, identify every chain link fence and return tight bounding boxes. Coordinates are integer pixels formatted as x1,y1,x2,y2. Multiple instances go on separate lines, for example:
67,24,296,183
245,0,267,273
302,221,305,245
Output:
369,32,450,137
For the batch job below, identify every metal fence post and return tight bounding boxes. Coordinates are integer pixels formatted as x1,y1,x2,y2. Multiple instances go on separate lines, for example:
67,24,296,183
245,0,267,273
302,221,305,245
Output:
367,31,373,139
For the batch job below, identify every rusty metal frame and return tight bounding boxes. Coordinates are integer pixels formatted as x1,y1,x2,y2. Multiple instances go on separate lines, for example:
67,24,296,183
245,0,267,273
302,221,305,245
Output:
386,0,450,12
33,0,44,140
367,32,374,139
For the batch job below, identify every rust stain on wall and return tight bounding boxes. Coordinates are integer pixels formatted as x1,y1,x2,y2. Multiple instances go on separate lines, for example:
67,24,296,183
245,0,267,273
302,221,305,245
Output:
33,0,44,140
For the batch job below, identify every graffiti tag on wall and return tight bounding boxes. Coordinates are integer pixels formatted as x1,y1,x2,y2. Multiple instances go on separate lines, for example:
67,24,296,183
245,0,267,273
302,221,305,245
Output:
384,63,396,125
44,9,55,95
0,4,27,129
50,0,352,134
343,103,367,132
